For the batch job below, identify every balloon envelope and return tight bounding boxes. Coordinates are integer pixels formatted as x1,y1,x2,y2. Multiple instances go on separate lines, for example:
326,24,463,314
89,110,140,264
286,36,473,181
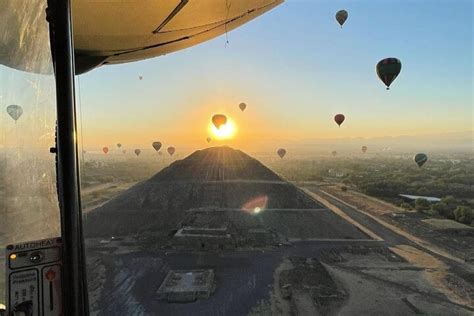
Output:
6,104,23,122
134,149,141,156
206,137,212,143
334,114,345,126
117,143,122,148
152,141,162,151
103,147,109,154
212,114,227,129
332,151,337,157
277,148,286,159
239,102,247,112
376,58,402,90
414,153,428,167
362,146,367,153
167,147,176,156
122,150,126,154
335,10,348,27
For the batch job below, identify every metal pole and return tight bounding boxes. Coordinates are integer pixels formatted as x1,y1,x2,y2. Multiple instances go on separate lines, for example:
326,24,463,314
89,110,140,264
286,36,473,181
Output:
47,0,89,314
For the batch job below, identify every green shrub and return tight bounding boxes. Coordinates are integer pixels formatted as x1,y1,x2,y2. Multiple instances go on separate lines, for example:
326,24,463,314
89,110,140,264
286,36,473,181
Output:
400,202,412,210
431,202,454,219
453,206,473,225
441,196,456,207
415,198,431,212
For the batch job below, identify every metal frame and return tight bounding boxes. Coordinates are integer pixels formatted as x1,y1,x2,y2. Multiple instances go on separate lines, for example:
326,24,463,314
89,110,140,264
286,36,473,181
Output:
47,0,89,314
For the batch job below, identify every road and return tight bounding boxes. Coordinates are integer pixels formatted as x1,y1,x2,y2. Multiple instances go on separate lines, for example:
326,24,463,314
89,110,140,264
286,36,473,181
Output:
303,186,474,282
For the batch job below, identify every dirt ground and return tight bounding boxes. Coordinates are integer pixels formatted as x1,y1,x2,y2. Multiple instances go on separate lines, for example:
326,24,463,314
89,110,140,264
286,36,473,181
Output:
322,185,408,216
82,181,136,212
391,245,474,308
268,248,473,315
315,185,474,265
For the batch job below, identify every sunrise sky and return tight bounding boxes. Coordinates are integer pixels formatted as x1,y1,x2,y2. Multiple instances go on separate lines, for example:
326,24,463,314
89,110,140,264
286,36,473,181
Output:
1,0,472,152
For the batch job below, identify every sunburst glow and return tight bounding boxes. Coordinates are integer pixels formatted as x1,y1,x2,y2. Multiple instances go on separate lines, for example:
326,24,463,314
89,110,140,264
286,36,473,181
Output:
209,118,237,140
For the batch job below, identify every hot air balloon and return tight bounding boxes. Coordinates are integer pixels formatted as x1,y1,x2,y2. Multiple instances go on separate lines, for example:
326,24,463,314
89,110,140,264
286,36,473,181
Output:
277,148,286,159
335,10,348,28
117,143,122,148
167,146,176,156
376,58,402,90
362,146,367,153
332,151,337,157
152,141,162,152
206,137,212,143
122,150,126,154
212,114,227,129
158,151,163,156
139,76,143,80
103,147,109,154
239,102,247,112
134,149,141,156
6,104,23,122
414,153,428,167
334,114,345,127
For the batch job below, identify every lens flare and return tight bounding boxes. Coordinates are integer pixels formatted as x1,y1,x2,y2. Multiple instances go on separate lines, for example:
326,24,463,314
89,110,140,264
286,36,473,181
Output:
209,117,237,140
241,195,268,214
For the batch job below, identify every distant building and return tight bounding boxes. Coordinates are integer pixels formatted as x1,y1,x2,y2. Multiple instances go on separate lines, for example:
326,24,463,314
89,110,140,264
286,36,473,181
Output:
399,194,441,203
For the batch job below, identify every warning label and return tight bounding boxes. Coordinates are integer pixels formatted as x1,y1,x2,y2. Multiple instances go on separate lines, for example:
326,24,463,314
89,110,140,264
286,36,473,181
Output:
6,237,62,316
9,270,39,315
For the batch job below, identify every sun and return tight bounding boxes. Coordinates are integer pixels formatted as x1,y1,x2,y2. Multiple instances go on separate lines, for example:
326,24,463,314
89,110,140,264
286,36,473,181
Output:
209,117,237,140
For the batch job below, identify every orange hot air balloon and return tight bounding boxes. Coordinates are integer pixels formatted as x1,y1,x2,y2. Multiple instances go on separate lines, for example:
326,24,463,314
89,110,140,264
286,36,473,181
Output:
134,149,141,156
362,146,367,153
277,148,286,159
239,102,247,112
212,114,227,129
334,114,345,127
103,147,109,154
206,137,212,143
167,146,176,156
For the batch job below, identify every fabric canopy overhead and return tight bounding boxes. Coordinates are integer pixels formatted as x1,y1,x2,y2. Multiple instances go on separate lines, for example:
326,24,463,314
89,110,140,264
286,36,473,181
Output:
0,0,284,74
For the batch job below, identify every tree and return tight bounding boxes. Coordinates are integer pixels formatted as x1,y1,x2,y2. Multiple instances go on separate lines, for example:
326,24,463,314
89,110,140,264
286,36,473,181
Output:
453,206,473,225
431,202,454,219
441,195,456,207
415,198,431,212
400,202,412,210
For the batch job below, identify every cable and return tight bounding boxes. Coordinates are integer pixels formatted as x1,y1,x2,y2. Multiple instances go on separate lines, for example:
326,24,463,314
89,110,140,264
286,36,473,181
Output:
225,0,232,47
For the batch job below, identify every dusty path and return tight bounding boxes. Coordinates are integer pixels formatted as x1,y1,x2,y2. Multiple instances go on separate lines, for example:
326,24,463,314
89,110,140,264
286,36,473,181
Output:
299,185,474,309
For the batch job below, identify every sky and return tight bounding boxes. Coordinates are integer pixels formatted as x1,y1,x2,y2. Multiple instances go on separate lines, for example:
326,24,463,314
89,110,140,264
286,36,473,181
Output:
2,0,473,152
